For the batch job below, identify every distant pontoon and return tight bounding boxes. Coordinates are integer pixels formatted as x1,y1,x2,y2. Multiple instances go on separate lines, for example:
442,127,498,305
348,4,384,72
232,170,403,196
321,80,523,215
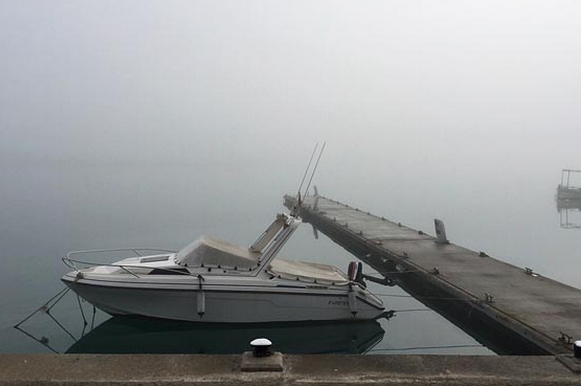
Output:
557,169,581,200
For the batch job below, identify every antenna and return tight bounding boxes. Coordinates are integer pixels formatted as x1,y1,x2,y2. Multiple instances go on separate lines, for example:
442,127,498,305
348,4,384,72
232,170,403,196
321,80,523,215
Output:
303,142,326,198
297,143,319,200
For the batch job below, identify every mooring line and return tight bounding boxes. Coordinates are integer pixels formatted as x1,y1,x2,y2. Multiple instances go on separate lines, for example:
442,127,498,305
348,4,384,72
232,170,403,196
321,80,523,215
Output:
13,326,60,354
76,294,88,326
45,312,77,342
13,285,95,352
392,308,432,313
47,287,71,313
14,286,70,328
374,292,581,302
368,343,484,352
90,305,96,331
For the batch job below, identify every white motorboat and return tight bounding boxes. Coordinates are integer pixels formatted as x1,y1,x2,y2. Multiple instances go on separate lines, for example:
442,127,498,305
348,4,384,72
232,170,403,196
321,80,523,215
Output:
62,212,385,323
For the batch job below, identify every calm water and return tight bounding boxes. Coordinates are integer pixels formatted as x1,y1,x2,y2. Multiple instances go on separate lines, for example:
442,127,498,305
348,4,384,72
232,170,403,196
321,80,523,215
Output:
1,159,579,355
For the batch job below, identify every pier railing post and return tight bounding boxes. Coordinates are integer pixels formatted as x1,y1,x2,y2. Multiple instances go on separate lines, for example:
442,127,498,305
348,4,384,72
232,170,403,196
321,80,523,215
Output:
434,219,449,244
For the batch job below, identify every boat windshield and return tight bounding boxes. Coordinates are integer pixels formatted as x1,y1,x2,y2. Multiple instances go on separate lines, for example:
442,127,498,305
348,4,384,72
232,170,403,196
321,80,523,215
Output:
175,236,259,269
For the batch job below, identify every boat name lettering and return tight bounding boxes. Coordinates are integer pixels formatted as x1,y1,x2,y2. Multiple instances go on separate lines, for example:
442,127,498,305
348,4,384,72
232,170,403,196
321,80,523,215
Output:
328,299,348,306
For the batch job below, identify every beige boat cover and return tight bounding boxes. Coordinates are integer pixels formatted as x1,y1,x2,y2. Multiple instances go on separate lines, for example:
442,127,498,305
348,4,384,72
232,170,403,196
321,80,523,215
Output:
176,236,348,284
176,236,259,269
269,258,348,284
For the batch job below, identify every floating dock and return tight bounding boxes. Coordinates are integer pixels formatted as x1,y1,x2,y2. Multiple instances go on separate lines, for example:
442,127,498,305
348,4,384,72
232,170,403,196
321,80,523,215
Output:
284,195,581,356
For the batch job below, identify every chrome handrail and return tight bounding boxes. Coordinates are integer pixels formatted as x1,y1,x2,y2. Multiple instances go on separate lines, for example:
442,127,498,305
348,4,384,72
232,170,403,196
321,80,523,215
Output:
66,248,176,260
62,257,195,278
62,248,187,279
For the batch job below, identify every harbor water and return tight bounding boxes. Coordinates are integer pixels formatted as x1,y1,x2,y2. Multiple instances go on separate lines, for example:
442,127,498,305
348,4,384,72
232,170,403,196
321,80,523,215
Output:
0,158,579,355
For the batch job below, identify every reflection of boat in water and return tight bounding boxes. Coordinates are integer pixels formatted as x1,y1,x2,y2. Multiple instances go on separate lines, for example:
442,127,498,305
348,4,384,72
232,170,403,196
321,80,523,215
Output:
66,317,385,354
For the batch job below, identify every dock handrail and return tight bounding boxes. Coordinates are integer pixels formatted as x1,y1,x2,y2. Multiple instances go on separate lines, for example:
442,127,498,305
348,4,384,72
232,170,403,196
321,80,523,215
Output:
63,248,184,278
561,169,581,188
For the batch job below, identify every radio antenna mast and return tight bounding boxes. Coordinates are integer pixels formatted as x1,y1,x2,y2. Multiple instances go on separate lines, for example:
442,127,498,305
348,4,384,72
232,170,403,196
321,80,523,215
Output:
303,142,326,198
296,143,319,204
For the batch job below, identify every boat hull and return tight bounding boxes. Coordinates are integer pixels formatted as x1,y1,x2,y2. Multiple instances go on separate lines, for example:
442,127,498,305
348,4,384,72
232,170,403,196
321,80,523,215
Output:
62,277,384,323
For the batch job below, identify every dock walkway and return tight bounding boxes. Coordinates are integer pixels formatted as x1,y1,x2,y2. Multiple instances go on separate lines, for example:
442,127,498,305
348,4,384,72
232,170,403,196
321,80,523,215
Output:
284,195,581,355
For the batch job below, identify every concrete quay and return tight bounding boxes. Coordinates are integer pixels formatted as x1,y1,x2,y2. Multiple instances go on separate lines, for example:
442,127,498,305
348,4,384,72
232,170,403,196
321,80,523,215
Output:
1,354,580,386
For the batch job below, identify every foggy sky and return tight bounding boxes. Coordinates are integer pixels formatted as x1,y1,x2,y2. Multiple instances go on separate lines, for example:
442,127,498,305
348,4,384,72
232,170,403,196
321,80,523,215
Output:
1,0,580,190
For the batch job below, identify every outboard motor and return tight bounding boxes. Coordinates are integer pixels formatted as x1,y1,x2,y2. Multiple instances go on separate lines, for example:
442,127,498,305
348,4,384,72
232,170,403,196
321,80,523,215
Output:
355,262,366,288
347,261,367,288
347,261,357,282
349,260,397,287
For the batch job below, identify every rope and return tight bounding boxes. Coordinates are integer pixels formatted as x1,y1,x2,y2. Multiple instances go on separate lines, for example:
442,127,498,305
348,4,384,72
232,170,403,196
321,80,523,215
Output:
90,306,96,330
14,286,92,352
12,326,60,354
46,312,77,342
14,286,70,328
368,344,484,352
77,294,88,326
374,292,581,301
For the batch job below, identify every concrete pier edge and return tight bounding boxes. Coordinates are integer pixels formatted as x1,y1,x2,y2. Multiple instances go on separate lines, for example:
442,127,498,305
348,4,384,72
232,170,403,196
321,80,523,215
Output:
0,354,580,386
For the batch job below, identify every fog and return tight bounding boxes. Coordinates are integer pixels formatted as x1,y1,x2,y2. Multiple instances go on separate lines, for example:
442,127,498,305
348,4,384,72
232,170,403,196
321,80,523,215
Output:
2,1,580,165
0,1,580,353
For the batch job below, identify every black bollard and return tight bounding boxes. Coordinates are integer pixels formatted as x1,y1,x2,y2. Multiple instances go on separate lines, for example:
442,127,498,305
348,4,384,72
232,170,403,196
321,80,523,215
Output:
250,338,272,357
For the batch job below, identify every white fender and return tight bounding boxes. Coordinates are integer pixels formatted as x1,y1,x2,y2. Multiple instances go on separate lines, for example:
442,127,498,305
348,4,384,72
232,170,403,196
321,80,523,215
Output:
197,291,205,317
348,288,358,316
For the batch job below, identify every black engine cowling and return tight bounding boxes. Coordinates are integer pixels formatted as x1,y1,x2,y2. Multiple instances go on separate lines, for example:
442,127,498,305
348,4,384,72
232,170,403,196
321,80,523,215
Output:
347,261,366,288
